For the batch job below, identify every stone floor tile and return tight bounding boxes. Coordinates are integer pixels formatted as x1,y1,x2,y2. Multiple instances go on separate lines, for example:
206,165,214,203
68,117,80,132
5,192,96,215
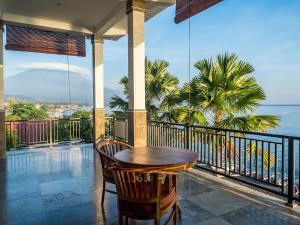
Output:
0,197,46,225
177,174,214,198
177,199,215,222
0,144,299,225
40,178,79,195
187,189,252,216
1,196,45,216
36,171,74,183
198,217,233,225
47,202,103,225
42,190,82,211
0,183,41,201
18,212,48,225
222,205,294,225
0,211,47,225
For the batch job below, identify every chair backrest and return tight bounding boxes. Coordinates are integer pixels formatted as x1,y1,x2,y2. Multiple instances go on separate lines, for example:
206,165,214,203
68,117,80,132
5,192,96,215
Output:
112,168,177,204
96,140,132,169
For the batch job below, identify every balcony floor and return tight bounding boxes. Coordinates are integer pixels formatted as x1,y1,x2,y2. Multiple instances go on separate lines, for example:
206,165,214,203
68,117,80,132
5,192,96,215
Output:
0,144,299,225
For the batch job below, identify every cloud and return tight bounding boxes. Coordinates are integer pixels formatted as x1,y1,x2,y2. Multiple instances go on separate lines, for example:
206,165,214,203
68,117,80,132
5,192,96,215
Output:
18,62,90,76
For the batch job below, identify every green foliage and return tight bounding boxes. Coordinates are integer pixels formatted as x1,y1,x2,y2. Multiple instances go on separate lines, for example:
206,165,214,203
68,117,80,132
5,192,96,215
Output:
80,119,93,141
69,110,93,141
177,53,280,132
50,118,93,142
40,104,48,112
56,119,71,141
6,130,19,149
109,58,179,120
9,103,48,120
110,53,280,133
71,109,92,119
109,95,128,118
6,114,21,121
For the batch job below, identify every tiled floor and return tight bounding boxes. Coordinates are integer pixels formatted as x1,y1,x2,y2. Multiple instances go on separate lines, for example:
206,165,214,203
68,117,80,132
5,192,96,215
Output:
0,144,299,225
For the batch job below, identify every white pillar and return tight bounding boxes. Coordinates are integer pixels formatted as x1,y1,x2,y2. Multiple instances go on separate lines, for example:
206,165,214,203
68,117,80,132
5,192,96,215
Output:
92,37,105,143
127,0,147,147
0,21,6,158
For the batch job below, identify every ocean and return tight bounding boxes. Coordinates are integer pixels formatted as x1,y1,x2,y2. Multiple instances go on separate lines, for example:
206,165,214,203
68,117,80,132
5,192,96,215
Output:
255,105,300,137
256,105,300,137
254,106,300,184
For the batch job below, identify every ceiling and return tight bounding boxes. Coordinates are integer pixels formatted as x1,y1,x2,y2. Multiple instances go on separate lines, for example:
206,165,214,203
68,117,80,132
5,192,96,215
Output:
0,0,174,39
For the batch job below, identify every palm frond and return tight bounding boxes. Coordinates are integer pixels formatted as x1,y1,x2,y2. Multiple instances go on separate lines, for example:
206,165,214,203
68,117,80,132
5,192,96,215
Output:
109,95,128,111
220,114,280,132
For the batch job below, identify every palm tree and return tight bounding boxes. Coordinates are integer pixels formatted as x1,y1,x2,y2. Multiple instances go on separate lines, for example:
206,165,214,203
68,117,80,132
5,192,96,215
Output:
177,53,280,173
109,58,179,119
178,53,280,132
109,76,129,118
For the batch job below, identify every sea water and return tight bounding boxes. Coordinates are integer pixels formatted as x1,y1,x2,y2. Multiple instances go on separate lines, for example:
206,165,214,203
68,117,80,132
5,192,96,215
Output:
255,105,300,186
256,105,300,137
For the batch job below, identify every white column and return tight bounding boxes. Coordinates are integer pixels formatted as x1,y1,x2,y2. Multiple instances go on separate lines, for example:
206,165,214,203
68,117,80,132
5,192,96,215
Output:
128,0,146,111
0,21,4,111
0,21,6,158
92,37,104,109
127,0,147,147
92,37,105,143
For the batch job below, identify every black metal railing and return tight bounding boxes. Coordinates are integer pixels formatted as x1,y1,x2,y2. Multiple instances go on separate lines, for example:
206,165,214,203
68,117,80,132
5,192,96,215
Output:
8,116,299,204
147,121,300,204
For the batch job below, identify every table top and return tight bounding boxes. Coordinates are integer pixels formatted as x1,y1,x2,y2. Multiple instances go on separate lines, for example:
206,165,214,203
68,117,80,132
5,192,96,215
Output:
114,146,198,169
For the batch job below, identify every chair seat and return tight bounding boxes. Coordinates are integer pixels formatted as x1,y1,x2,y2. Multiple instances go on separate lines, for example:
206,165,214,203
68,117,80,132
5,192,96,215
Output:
119,188,176,213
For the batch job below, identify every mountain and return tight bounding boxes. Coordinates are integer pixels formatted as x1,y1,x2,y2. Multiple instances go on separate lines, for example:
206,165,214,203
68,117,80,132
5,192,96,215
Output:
5,69,120,106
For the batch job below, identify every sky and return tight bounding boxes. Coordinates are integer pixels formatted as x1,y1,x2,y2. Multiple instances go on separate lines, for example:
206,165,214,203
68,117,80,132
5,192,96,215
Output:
3,0,300,104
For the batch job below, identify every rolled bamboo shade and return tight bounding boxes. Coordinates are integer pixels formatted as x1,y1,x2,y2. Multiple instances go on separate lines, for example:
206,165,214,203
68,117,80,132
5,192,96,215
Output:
5,25,86,57
175,0,222,24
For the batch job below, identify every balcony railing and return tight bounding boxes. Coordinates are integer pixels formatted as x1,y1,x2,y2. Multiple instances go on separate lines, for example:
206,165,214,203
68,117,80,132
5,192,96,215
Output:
5,117,300,205
147,121,300,205
5,118,94,149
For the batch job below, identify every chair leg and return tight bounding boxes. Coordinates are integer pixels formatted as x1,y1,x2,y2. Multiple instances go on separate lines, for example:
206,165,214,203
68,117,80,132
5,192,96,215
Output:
125,216,128,225
101,206,107,223
101,181,106,207
173,205,177,225
155,217,160,225
176,203,182,219
118,212,123,225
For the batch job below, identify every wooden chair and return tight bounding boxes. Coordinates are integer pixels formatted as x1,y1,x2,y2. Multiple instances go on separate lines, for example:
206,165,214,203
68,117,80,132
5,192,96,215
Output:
112,167,178,225
96,140,132,206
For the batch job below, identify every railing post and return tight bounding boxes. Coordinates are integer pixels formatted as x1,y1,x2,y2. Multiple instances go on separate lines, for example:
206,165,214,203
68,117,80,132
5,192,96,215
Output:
25,120,29,145
125,119,128,143
90,118,93,141
69,119,72,141
79,118,82,141
162,122,165,146
286,137,295,207
49,118,53,149
113,118,116,140
9,121,12,149
185,123,190,149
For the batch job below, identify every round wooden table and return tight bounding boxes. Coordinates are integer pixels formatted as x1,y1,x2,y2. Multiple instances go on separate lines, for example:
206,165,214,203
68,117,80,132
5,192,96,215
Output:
114,146,198,170
114,146,198,218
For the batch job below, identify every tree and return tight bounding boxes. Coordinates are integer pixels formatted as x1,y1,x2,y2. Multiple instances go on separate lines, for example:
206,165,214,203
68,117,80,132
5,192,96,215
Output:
8,102,48,120
174,53,280,172
71,109,92,119
6,97,17,113
6,114,21,121
178,53,280,132
110,58,179,120
69,109,93,141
